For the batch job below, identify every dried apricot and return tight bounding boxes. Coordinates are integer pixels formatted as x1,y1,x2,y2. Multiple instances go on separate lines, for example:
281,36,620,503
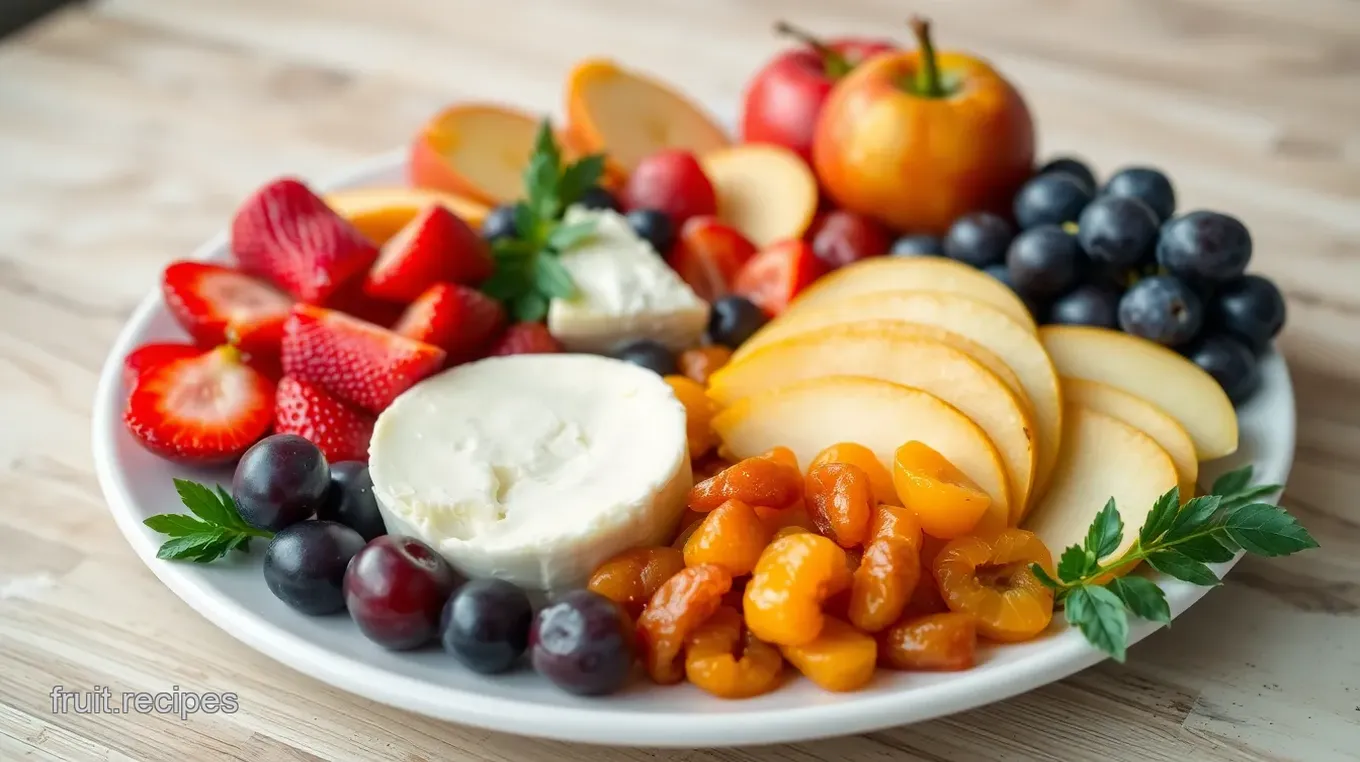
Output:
693,453,734,481
754,501,815,535
683,499,772,576
849,537,920,633
809,442,896,506
933,528,1055,642
672,516,704,550
665,375,719,458
679,345,733,385
684,606,783,698
868,504,923,553
806,463,874,548
743,533,851,646
892,441,992,540
779,617,877,692
637,564,733,684
759,446,800,471
878,612,977,671
688,455,803,512
587,546,686,618
772,524,812,540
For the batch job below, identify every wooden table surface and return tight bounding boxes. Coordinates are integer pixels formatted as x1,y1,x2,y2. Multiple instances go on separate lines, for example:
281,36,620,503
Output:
2,1,1358,760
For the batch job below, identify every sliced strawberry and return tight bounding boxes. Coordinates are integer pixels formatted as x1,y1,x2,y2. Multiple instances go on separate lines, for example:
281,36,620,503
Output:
732,240,827,317
326,278,407,328
393,283,506,365
231,177,379,304
274,375,375,463
669,217,757,302
489,322,562,356
282,304,446,413
161,261,294,358
123,345,275,464
122,342,201,389
363,205,494,302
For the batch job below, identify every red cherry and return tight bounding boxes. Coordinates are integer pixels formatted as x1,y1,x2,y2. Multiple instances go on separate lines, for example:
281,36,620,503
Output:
344,535,463,650
808,210,893,269
621,150,717,228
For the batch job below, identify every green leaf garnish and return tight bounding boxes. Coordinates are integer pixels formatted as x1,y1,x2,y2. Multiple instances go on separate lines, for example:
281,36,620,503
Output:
1104,576,1170,624
1065,586,1129,662
145,480,273,563
1084,498,1124,560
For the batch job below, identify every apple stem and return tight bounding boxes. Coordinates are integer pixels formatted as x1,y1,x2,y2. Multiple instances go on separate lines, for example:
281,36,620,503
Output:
774,20,853,78
909,16,945,97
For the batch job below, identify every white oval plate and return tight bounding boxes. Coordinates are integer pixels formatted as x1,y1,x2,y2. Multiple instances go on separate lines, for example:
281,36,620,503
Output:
92,152,1296,748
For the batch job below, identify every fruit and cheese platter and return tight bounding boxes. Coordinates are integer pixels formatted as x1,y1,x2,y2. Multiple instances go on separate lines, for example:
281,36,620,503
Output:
92,17,1315,746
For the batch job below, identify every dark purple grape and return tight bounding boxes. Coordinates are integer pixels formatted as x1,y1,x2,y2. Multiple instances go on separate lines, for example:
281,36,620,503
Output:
1118,275,1204,346
1049,284,1121,329
440,578,533,674
318,462,386,541
626,209,676,255
530,590,634,696
1103,167,1176,222
1013,172,1093,229
891,234,943,257
1006,225,1082,299
1183,334,1261,404
232,433,330,532
707,296,767,349
1076,195,1160,269
1038,156,1097,192
1156,211,1252,284
263,521,366,615
577,186,619,212
1208,275,1286,355
943,213,1013,268
612,339,677,375
481,204,519,242
344,536,464,650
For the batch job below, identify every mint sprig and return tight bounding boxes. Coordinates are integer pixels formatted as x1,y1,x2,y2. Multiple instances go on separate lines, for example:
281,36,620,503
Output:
1032,465,1318,662
143,479,273,563
481,120,607,322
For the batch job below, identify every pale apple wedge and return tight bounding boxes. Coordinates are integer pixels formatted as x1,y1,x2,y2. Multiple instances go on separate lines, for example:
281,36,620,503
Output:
701,144,818,248
1024,404,1179,564
1062,377,1198,503
784,256,1037,331
712,376,1011,537
709,331,1036,513
733,291,1062,498
1039,325,1238,460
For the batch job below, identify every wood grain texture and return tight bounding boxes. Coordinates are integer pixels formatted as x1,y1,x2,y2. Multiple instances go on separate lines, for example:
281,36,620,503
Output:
1,0,1357,759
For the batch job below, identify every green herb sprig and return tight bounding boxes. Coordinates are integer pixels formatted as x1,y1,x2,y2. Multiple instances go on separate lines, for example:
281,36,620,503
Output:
1033,465,1318,661
479,120,607,322
143,479,273,563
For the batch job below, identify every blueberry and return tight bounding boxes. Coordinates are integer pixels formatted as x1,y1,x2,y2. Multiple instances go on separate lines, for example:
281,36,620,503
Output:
577,186,619,212
481,204,519,242
232,434,331,532
891,234,944,257
1118,275,1204,346
626,209,676,255
1049,284,1122,329
1076,195,1160,269
1006,225,1082,299
983,262,1013,287
1183,334,1261,404
1038,156,1097,192
440,578,533,675
1103,167,1176,222
317,462,386,541
1156,211,1252,285
1013,172,1094,229
613,339,677,375
943,212,1013,268
1208,275,1286,355
530,590,633,696
707,295,768,348
263,521,367,615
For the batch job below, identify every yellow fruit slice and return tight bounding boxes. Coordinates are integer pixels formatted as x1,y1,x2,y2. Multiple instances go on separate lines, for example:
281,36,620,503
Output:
700,144,818,248
324,187,489,245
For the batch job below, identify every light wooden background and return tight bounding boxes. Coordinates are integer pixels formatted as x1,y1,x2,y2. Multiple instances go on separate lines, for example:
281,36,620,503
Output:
2,1,1358,760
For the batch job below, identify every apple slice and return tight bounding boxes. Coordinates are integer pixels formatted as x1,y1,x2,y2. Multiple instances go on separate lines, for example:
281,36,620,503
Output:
324,187,490,246
784,256,1037,331
1039,325,1237,459
1023,404,1178,564
733,291,1062,498
709,330,1036,514
1062,377,1198,503
700,144,818,248
410,104,574,206
712,376,1011,537
565,58,730,175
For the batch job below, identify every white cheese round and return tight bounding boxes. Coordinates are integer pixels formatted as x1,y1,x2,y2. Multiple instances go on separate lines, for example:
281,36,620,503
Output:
368,353,692,591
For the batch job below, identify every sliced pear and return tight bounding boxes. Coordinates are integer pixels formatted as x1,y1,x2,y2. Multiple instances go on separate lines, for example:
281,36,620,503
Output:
733,291,1062,497
1062,377,1198,502
712,375,1011,537
701,144,819,248
709,331,1035,513
1040,325,1238,459
784,256,1036,331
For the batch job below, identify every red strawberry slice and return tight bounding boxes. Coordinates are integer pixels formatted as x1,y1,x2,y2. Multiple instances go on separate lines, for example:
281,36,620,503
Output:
274,375,375,463
363,204,494,302
490,322,562,356
231,177,379,304
282,304,446,413
161,261,294,358
326,277,407,328
393,283,506,365
123,345,275,464
669,217,757,302
122,342,201,389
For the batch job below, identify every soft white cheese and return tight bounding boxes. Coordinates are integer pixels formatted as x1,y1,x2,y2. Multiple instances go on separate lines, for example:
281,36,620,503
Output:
368,353,692,591
546,207,709,353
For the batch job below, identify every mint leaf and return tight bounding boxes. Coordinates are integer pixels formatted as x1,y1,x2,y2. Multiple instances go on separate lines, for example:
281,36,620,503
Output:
1146,550,1220,586
533,255,577,300
148,479,271,564
1209,465,1253,497
1084,498,1124,559
1066,586,1129,662
156,531,228,561
1220,483,1284,512
1164,495,1223,542
512,202,537,241
531,119,561,171
1175,534,1237,564
479,261,531,302
1138,487,1181,544
173,478,234,527
1105,576,1171,624
1057,544,1093,583
1221,502,1320,557
558,154,606,207
547,220,596,252
143,514,211,537
513,292,549,323
1030,563,1061,590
